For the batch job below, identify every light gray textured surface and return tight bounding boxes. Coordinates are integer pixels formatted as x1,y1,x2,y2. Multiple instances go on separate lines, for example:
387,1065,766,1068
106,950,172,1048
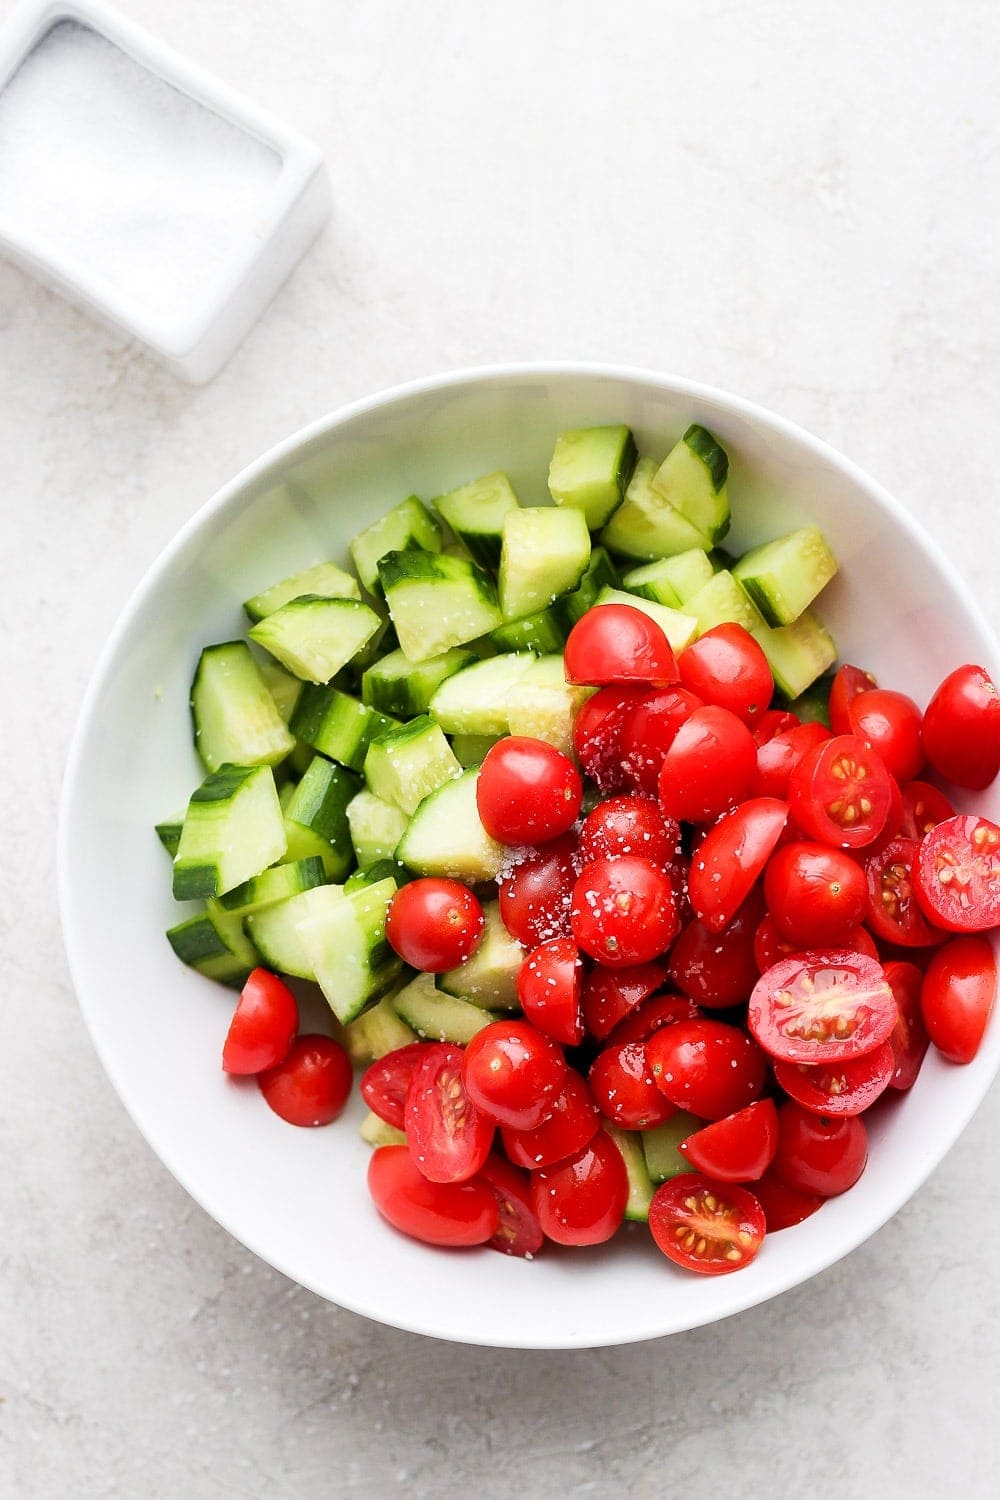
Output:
4,1,1000,1494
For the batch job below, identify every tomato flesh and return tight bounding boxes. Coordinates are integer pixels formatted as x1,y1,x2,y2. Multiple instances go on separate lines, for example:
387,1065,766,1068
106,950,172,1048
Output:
360,1041,428,1128
829,663,878,736
619,686,704,796
883,960,929,1089
789,735,894,850
848,688,924,784
865,837,945,948
750,1169,823,1231
677,623,774,723
579,794,680,867
589,1038,677,1129
678,1099,778,1182
688,797,788,932
915,815,1000,933
764,841,867,947
500,1070,600,1168
657,705,758,823
648,1174,766,1274
367,1146,499,1247
666,890,765,1010
498,834,577,945
478,1156,545,1257
405,1044,494,1182
747,951,897,1063
773,1041,894,1116
529,1130,629,1246
580,961,667,1041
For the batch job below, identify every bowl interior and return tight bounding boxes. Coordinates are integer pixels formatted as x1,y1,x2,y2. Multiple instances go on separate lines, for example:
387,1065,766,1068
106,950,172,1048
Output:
60,366,1000,1347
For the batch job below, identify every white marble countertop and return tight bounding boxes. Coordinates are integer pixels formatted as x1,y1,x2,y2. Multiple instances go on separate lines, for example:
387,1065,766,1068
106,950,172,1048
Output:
5,0,1000,1494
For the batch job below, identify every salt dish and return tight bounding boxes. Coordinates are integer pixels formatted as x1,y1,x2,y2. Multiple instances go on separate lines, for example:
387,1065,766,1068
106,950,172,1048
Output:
0,1,330,381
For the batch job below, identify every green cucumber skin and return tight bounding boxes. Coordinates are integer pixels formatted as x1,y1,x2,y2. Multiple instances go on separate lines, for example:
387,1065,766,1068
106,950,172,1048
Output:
683,423,729,493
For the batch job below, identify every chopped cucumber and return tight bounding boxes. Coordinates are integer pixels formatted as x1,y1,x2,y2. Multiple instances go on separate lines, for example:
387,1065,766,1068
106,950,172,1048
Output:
755,610,837,699
361,645,476,719
216,856,326,916
297,879,402,1024
733,525,839,626
344,992,417,1064
257,656,303,723
378,549,502,662
593,587,698,654
650,424,730,545
245,885,338,980
173,764,286,900
491,607,567,655
548,425,637,529
190,642,295,773
602,456,713,560
283,755,358,880
359,1111,408,1147
451,733,502,767
787,673,834,727
642,1112,702,1182
290,685,398,771
344,858,410,892
393,971,500,1044
438,901,524,1009
363,715,462,816
499,507,591,620
685,569,768,637
249,596,382,684
395,767,505,882
350,496,442,594
622,548,715,608
604,1126,655,1222
435,471,521,569
346,789,409,867
559,546,620,627
166,901,260,988
155,814,185,857
506,653,595,757
429,653,535,736
243,561,360,622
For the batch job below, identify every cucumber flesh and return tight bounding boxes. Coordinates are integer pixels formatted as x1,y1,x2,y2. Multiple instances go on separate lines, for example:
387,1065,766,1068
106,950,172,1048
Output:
155,814,185,857
505,653,595,758
559,546,619,627
393,972,500,1044
438,900,525,1009
256,656,303,724
754,610,837,699
245,885,338,981
604,1126,655,1222
601,457,713,561
216,856,327,916
290,685,399,772
642,1112,702,1182
297,879,402,1024
249,596,382,684
344,992,417,1064
173,764,286,900
651,425,730,544
378,549,502,662
685,570,768,638
491,607,567,655
346,789,409,867
548,425,637,529
429,653,535,736
435,471,521,570
450,733,502,768
396,767,505,882
244,561,360,622
622,549,715,607
361,645,476,719
363,715,462,816
350,496,442,594
733,525,839,626
191,642,295,773
359,1111,408,1147
499,508,591,621
166,902,259,988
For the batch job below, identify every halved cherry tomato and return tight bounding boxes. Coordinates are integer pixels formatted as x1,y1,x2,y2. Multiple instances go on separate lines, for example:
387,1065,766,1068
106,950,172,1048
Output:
848,689,924,784
915,815,1000,933
618,686,704,796
764,841,867,947
462,1021,565,1130
529,1130,629,1246
578,795,680,867
386,878,484,972
865,837,944,947
257,1035,353,1127
500,1070,600,1168
498,833,577,945
657,705,757,823
771,1101,868,1197
367,1146,499,1247
921,664,1000,790
666,890,765,1010
648,1173,765,1274
789,735,893,850
360,1041,428,1128
863,771,906,859
752,708,800,747
898,781,955,840
747,950,897,1063
678,1099,778,1181
920,935,997,1064
753,915,877,971
589,1039,676,1129
565,603,678,687
773,1041,894,1116
677,623,774,722
477,736,582,846
222,968,298,1075
647,1018,767,1120
829,663,878,736
750,1169,823,1231
572,685,640,792
571,855,678,966
752,721,830,800
580,961,667,1041
606,992,701,1047
883,960,929,1089
516,937,584,1046
405,1044,494,1181
688,797,788,932
478,1156,545,1257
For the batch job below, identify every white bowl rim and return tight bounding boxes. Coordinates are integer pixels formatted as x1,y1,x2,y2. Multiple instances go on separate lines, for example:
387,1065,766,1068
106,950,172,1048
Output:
57,360,1000,1347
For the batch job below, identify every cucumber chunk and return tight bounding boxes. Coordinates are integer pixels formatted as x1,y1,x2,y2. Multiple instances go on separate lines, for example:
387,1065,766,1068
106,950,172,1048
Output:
506,654,595,758
651,424,730,544
601,456,713,560
593,587,698,654
733,525,839,626
245,885,337,980
429,653,535,736
346,789,409,867
297,879,402,1024
393,971,500,1044
642,1112,702,1182
396,767,505,882
787,673,834,727
622,549,715,608
559,546,620,627
243,561,360,622
499,507,591,620
350,496,442,594
361,645,476,719
344,992,417,1064
604,1126,655,1222
378,549,502,662
166,901,260,988
283,755,358,880
173,764,286,900
438,901,524,1010
344,858,410,892
359,1111,408,1147
450,733,502,768
155,814,185,857
685,570,768,638
490,606,567,655
249,596,382,684
364,715,462,816
755,610,837,699
435,471,521,569
257,656,303,723
216,856,327,916
548,425,637,529
290,685,399,771
190,642,295,773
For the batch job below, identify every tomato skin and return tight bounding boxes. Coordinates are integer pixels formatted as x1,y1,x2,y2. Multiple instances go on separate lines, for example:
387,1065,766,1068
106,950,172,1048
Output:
922,665,1000,790
477,737,583,846
360,1041,428,1128
572,685,640,792
771,1102,868,1197
752,722,830,800
747,950,897,1064
498,833,577,946
589,1039,677,1129
688,797,788,932
657,705,757,823
571,855,678,966
773,1041,894,1117
865,837,944,947
648,1174,765,1275
753,708,800,748
829,663,878,736
848,689,925,784
581,961,667,1041
898,780,955,840
258,1035,353,1127
386,879,484,972
920,935,997,1064
222,968,298,1075
647,1018,767,1120
915,815,1000,933
753,914,877,971
579,794,680,868
529,1130,629,1246
884,960,929,1089
764,842,867,947
678,1099,778,1182
478,1156,545,1257
367,1146,499,1247
666,891,765,1010
750,1169,823,1231
405,1044,494,1182
566,603,678,687
462,1021,566,1130
606,992,701,1047
619,686,704,795
501,1069,600,1168
677,624,774,722
516,937,584,1046
788,735,893,850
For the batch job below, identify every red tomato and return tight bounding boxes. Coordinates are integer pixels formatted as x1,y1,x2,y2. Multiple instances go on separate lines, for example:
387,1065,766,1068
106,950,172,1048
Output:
501,1069,600,1168
788,735,894,850
476,736,582,846
677,623,774,723
848,689,925,784
579,794,680,867
865,837,945,947
915,815,1000,933
367,1146,498,1247
688,797,788,932
529,1130,629,1245
678,1099,778,1182
516,937,584,1046
752,721,831,800
751,1169,823,1231
764,842,867,947
747,950,897,1063
589,1038,677,1129
222,968,298,1075
898,780,955,840
405,1044,494,1181
647,1018,767,1120
771,1101,868,1197
498,833,577,945
920,935,997,1064
565,603,678,688
773,1041,894,1117
666,891,765,1010
829,663,878,736
478,1156,545,1257
387,878,484,972
618,686,704,795
360,1041,428,1128
922,664,1000,790
883,960,929,1090
752,708,800,747
462,1020,565,1130
572,685,640,792
580,961,668,1041
606,992,701,1047
648,1174,765,1274
571,855,678,966
657,705,757,823
753,914,877,971
258,1035,353,1126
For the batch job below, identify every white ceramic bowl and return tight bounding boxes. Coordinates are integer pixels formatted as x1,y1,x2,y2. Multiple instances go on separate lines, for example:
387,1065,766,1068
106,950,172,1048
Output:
59,364,1000,1348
